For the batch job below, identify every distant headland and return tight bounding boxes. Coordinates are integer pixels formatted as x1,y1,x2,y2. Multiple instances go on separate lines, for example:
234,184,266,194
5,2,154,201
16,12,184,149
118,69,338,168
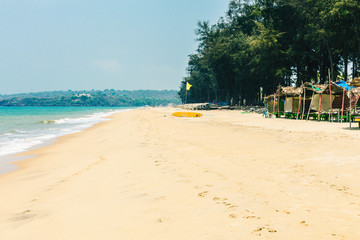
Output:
0,89,181,107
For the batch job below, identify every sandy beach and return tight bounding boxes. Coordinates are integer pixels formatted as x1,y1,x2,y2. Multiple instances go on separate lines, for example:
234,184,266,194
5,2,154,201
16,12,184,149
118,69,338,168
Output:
1,107,360,239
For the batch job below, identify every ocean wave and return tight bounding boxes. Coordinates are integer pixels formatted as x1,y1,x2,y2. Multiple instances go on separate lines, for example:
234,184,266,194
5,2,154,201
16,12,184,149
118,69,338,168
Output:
1,129,26,136
53,111,120,124
0,108,130,158
40,120,56,124
0,134,55,157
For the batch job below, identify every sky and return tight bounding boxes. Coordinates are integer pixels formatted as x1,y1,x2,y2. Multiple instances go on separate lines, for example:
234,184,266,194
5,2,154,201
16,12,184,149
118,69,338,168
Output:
0,0,229,94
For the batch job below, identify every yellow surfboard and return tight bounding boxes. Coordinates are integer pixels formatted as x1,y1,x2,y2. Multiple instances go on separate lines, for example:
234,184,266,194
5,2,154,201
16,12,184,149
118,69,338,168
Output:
172,112,203,117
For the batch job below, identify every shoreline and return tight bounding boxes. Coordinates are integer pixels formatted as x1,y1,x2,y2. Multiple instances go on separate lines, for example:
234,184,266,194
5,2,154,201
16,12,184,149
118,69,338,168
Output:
1,107,360,239
0,108,131,175
0,111,119,179
3,107,357,176
0,138,58,175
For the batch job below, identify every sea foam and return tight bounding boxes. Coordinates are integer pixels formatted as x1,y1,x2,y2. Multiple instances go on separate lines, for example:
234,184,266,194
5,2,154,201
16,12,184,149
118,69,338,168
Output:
0,107,130,159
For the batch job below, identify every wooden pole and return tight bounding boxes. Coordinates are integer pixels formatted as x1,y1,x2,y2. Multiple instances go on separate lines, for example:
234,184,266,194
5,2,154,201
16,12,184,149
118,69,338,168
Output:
263,94,266,117
296,94,302,120
341,88,345,123
328,69,333,121
301,87,306,120
284,95,287,118
277,85,281,117
306,92,314,120
264,100,267,118
273,94,276,115
355,96,360,113
350,91,352,127
318,93,322,121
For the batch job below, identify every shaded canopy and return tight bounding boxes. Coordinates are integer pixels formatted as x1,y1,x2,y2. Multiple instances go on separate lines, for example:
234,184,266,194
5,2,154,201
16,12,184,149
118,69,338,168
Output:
265,81,359,100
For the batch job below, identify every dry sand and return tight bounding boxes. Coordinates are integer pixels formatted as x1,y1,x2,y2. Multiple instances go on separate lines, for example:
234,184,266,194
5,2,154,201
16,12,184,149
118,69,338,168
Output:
1,107,360,239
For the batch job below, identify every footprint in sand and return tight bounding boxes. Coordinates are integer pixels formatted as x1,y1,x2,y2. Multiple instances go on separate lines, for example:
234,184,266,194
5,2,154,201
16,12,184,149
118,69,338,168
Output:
245,209,255,214
12,210,37,222
331,233,346,239
228,205,238,209
155,196,166,201
276,210,291,214
228,214,237,219
300,220,308,226
243,215,260,219
252,226,277,235
252,227,263,236
198,191,209,197
157,217,169,223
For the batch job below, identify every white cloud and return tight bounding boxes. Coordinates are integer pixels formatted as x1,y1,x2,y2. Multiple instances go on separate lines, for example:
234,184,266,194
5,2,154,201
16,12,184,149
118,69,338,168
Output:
94,59,124,72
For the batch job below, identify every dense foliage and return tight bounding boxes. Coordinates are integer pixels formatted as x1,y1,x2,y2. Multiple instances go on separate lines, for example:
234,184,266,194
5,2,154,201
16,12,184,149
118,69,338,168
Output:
0,90,181,107
179,0,360,105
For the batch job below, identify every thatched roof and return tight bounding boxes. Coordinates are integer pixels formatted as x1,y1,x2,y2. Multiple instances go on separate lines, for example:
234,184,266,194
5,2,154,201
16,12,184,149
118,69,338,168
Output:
302,82,349,95
280,86,303,96
349,77,360,87
264,94,276,100
351,87,360,96
265,81,357,100
302,83,327,93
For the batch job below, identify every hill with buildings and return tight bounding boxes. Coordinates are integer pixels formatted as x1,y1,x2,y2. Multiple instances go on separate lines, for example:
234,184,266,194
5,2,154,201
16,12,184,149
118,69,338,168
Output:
0,89,181,107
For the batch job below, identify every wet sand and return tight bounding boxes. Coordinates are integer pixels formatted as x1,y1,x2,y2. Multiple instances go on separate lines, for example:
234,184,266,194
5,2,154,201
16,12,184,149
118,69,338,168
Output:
1,107,360,239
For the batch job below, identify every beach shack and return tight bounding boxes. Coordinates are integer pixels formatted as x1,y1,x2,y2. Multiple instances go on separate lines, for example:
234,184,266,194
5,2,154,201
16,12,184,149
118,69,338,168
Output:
264,94,279,118
281,86,303,118
349,78,360,120
298,82,357,121
264,86,308,118
302,83,331,120
351,86,360,113
264,80,358,121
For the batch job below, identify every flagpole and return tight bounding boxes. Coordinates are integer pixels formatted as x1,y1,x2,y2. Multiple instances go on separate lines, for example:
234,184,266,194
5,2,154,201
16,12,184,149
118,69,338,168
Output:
185,81,192,104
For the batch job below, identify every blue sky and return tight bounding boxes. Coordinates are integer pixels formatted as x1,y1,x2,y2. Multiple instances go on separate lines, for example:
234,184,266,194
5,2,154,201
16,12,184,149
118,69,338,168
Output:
0,0,229,94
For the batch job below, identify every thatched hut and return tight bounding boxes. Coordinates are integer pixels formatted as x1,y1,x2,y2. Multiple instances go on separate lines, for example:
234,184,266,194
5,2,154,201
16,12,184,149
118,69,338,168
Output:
264,94,278,117
303,83,334,114
350,86,360,114
263,77,360,122
281,87,303,114
264,81,357,121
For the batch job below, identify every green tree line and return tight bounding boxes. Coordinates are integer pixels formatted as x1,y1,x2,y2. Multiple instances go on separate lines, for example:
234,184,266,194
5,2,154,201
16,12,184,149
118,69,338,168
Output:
0,90,181,107
179,0,360,105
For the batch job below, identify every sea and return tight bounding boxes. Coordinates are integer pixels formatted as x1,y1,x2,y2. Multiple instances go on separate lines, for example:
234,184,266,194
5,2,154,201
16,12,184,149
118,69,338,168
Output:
0,106,131,174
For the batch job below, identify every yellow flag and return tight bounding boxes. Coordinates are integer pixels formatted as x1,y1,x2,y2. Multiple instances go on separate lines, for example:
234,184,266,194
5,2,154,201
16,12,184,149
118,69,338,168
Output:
186,82,192,90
